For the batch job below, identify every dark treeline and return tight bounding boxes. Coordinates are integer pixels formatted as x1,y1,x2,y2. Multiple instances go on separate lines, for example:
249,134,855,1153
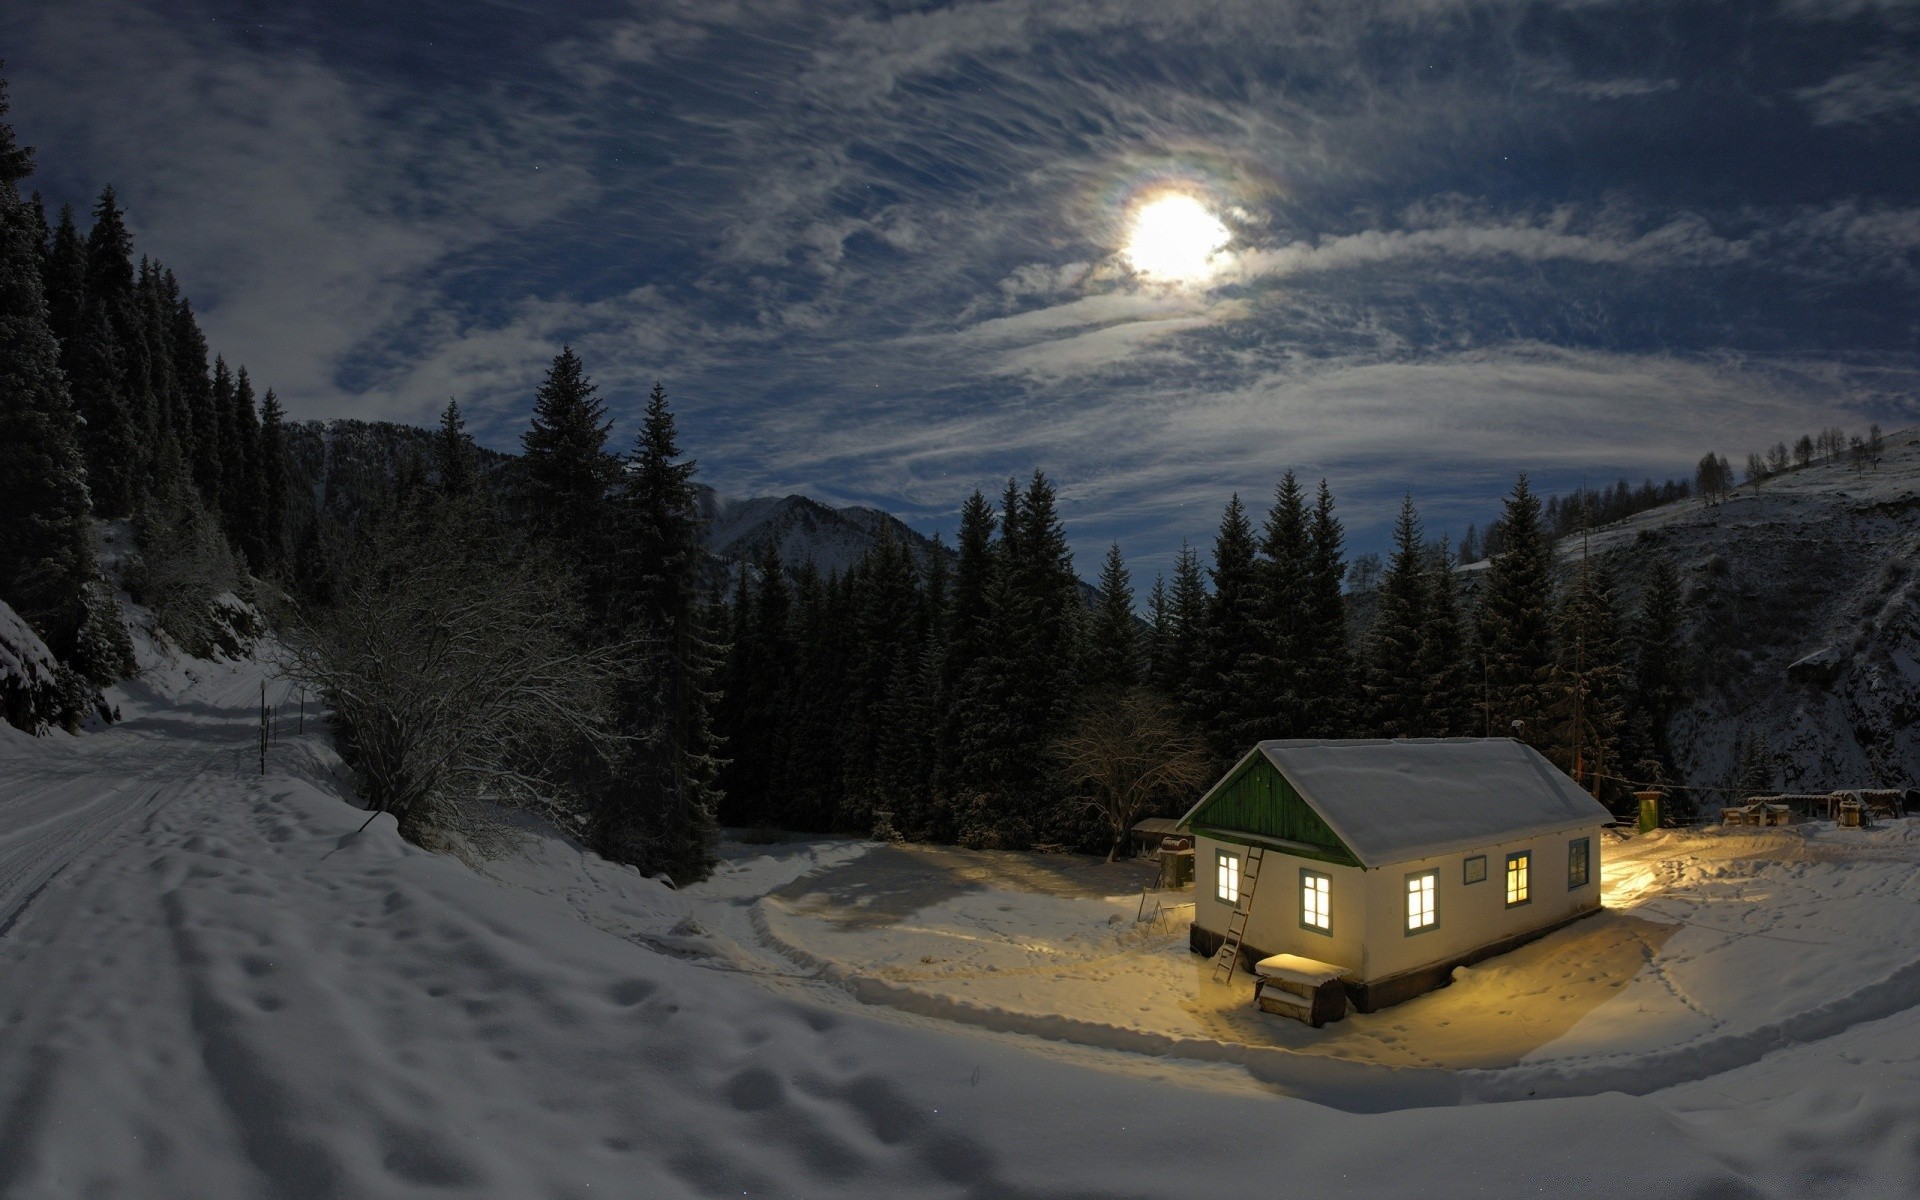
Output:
0,73,292,728
716,470,1695,852
1459,476,1691,564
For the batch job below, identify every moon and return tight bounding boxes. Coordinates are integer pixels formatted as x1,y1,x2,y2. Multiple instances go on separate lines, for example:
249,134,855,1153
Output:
1124,194,1231,282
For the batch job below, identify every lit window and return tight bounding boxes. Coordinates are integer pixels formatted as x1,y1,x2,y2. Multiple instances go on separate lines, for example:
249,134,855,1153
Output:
1216,850,1240,905
1568,838,1591,889
1405,870,1437,934
1300,870,1331,934
1506,851,1531,906
1463,855,1487,885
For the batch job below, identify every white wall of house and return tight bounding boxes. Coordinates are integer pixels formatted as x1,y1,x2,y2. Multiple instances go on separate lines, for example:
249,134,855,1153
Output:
1194,825,1605,985
1358,824,1606,982
1192,835,1368,976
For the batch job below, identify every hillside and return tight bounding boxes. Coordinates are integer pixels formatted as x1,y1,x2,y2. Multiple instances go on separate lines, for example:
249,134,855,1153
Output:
697,490,948,577
1556,428,1920,799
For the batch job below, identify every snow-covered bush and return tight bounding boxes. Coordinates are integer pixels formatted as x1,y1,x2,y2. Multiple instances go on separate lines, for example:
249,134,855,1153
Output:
125,492,254,659
0,599,61,734
279,500,633,849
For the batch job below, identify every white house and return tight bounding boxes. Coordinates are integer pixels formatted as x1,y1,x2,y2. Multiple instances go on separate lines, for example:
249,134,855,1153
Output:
1180,738,1612,1012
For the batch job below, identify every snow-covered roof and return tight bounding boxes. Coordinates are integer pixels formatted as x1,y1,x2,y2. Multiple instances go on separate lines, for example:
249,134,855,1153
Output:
1187,738,1612,868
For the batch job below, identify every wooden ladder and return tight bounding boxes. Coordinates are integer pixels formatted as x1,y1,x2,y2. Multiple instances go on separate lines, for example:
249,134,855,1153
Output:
1210,846,1266,984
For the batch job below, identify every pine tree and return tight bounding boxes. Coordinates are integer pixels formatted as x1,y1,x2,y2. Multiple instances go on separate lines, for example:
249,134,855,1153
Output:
520,346,613,573
257,388,289,571
1302,480,1352,735
0,74,98,664
1144,573,1171,688
171,288,220,511
1416,538,1471,736
844,526,921,828
223,367,265,569
436,398,478,497
1252,473,1310,740
938,490,998,797
1629,555,1687,777
1362,496,1428,737
1086,543,1138,694
83,186,156,510
601,382,720,882
42,204,84,348
1201,494,1263,760
1477,475,1556,749
1160,541,1207,716
1549,549,1629,795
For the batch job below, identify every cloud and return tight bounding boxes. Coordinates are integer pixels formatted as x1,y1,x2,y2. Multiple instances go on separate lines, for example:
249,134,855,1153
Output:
1797,51,1920,126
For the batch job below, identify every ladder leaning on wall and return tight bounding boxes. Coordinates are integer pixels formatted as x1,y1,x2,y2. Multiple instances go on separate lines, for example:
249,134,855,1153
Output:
1210,845,1266,984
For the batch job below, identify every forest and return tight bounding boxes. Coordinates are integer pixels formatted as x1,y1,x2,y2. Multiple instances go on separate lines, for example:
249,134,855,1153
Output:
0,70,1710,884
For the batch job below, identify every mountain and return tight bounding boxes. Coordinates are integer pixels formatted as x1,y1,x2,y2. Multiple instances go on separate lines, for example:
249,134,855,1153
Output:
696,489,948,577
1519,427,1920,800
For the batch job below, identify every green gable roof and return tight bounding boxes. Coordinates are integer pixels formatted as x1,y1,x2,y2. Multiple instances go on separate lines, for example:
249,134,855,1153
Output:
1181,750,1360,867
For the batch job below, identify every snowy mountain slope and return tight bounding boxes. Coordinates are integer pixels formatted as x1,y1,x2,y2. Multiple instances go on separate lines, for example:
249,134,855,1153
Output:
7,638,1920,1195
1562,428,1920,797
697,489,948,578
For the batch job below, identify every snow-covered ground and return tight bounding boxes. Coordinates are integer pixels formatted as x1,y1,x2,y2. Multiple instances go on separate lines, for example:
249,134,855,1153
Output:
6,636,1920,1196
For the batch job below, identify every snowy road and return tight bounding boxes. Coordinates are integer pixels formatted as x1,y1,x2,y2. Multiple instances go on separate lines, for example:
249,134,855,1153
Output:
3,643,1920,1197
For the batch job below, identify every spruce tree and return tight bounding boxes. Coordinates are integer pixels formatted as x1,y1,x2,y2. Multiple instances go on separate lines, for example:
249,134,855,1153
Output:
520,346,613,572
1087,542,1138,694
257,388,289,571
0,74,97,663
938,490,998,797
1202,494,1263,760
1303,480,1352,736
1629,555,1687,777
84,187,156,509
1549,551,1629,795
1363,496,1428,737
223,367,265,569
1145,573,1171,689
1477,474,1557,749
1253,473,1311,739
1161,541,1207,717
42,204,84,349
436,398,478,498
601,381,720,882
171,289,219,511
1415,538,1471,736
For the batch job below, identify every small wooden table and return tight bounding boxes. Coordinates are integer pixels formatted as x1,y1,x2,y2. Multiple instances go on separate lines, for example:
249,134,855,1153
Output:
1253,954,1349,1027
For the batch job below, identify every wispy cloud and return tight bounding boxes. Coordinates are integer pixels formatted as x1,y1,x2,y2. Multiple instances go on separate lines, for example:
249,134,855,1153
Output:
7,0,1917,566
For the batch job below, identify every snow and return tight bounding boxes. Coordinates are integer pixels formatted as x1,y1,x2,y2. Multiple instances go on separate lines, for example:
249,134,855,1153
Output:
0,601,57,694
7,635,1920,1194
1205,738,1613,866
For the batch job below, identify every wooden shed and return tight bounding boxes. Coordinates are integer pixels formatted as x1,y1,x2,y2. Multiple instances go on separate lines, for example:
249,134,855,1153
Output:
1180,738,1611,1013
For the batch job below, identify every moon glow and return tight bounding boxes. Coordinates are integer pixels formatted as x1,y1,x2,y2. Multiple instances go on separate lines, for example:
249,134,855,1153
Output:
1123,194,1230,282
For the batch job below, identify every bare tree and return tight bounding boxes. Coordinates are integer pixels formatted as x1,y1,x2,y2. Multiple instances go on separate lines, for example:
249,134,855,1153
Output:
278,502,636,850
1053,688,1215,862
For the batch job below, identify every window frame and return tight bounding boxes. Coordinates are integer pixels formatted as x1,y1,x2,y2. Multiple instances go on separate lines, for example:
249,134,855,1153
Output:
1299,868,1332,936
1505,850,1532,908
1216,848,1240,906
1404,869,1439,936
1463,854,1487,885
1567,837,1591,890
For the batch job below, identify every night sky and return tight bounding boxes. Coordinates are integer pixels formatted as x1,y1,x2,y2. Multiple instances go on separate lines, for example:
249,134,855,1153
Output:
7,0,1919,574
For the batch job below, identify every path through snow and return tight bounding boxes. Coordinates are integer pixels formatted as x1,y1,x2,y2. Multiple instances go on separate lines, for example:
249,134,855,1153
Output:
3,642,1920,1196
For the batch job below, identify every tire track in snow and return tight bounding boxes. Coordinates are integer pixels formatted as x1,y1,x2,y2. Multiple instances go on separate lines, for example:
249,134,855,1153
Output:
0,747,204,940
